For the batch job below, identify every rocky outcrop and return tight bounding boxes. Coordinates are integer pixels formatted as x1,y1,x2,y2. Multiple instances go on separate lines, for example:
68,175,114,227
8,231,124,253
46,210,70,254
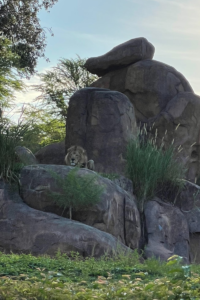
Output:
15,146,38,165
145,92,200,182
144,198,189,262
65,87,137,175
84,37,155,76
0,182,131,257
20,165,141,250
175,180,200,263
91,59,193,121
35,140,65,165
90,59,199,181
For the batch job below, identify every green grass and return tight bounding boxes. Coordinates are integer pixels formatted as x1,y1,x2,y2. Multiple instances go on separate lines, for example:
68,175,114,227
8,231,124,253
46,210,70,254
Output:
0,251,199,299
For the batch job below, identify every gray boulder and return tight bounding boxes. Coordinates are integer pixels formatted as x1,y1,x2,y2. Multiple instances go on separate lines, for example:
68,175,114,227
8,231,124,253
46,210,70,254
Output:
84,37,155,76
144,198,189,262
20,165,141,250
35,140,65,165
91,59,193,121
176,180,200,263
15,146,38,165
65,87,137,175
0,183,131,257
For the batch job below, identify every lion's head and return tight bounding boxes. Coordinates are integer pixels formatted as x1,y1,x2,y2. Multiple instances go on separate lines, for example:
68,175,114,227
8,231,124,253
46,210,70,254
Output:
65,146,88,168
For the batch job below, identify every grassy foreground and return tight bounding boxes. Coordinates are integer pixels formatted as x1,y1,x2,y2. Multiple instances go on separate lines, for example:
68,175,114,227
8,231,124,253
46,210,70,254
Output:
0,250,200,300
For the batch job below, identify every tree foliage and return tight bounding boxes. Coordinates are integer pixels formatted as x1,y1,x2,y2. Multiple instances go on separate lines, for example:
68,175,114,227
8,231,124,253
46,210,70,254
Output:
0,0,58,75
14,104,65,153
0,37,25,111
32,55,99,117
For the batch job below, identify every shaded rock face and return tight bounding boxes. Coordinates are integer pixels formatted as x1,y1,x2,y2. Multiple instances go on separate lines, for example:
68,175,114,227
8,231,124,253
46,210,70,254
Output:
35,141,65,165
20,165,141,250
65,87,137,175
111,175,133,195
144,198,189,262
189,233,200,264
84,37,155,76
145,92,200,182
91,59,193,121
91,60,199,181
175,181,200,263
15,146,38,165
0,183,130,258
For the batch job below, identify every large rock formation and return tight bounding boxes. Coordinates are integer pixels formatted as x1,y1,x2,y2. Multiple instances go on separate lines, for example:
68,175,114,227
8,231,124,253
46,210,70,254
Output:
0,181,131,257
65,87,137,175
144,92,200,182
84,37,155,76
20,165,141,250
87,39,200,182
90,59,193,121
3,37,200,263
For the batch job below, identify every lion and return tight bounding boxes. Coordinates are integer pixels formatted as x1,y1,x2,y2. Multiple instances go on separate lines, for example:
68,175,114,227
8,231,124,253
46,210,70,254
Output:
65,145,95,171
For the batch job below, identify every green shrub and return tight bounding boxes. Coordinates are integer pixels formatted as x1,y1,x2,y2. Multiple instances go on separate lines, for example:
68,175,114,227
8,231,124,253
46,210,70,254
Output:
0,119,28,184
47,167,105,219
125,127,186,212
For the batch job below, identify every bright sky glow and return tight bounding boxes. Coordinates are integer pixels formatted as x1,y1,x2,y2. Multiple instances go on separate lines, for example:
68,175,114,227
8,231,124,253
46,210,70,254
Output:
11,0,200,121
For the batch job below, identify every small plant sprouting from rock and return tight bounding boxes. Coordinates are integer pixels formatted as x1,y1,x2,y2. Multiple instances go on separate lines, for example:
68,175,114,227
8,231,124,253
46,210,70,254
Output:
125,124,187,212
47,167,105,219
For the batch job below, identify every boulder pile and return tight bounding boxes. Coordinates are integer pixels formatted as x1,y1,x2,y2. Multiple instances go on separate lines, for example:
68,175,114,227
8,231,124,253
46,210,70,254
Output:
7,37,200,264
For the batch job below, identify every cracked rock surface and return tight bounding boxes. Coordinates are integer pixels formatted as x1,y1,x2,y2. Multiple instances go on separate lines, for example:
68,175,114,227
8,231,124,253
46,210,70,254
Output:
91,59,193,121
144,198,189,263
0,181,131,257
65,87,137,175
20,165,141,250
90,60,200,182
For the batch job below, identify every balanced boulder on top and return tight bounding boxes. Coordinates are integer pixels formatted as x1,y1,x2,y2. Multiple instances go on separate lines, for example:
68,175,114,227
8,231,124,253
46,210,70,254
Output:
84,37,155,76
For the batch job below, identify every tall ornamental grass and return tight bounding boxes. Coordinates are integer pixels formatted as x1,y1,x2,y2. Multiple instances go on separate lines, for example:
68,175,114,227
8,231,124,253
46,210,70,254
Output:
125,125,186,211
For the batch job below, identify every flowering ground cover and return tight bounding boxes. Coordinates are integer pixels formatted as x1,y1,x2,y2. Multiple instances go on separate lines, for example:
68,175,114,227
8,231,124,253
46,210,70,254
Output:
0,251,200,299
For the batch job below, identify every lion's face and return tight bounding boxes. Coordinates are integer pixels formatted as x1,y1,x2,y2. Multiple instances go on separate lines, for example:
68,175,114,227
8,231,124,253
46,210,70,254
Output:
65,146,88,168
68,150,82,166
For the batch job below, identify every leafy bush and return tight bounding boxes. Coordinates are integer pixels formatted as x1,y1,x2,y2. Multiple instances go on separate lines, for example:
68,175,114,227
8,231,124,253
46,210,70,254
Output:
125,127,186,211
0,119,29,184
47,167,105,219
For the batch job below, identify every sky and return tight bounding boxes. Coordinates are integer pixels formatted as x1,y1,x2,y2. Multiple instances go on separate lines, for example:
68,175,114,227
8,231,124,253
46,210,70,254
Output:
11,0,200,122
